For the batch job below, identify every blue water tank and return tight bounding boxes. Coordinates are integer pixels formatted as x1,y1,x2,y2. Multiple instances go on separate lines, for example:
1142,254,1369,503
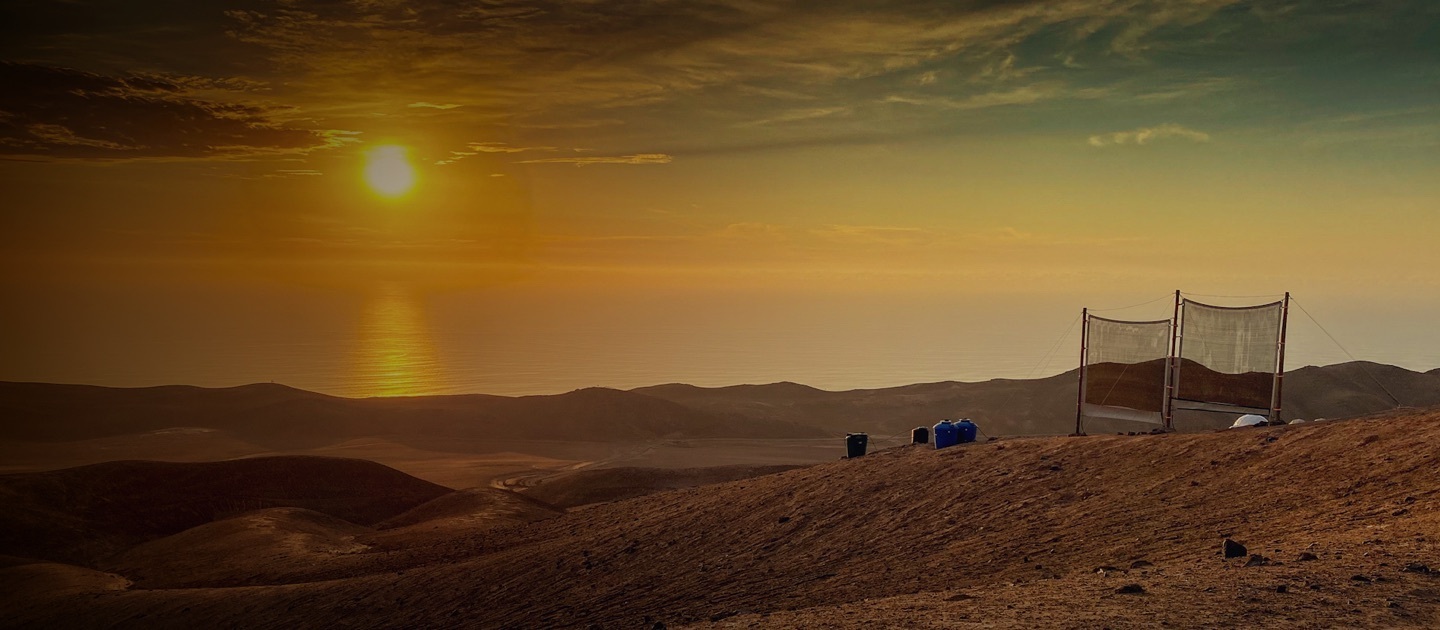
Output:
956,419,978,444
933,420,958,449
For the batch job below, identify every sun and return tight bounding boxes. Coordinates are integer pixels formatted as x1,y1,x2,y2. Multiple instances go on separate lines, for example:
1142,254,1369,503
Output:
364,145,417,198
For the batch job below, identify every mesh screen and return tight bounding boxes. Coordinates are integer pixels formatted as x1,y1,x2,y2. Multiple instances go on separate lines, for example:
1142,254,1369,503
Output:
1082,316,1171,414
1174,299,1283,409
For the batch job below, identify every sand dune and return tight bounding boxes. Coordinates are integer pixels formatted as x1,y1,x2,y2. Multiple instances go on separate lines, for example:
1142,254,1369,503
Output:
6,406,1440,628
0,455,450,564
377,487,563,530
99,507,372,589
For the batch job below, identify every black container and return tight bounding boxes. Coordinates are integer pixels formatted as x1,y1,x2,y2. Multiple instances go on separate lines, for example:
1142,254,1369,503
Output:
845,433,869,458
911,426,930,445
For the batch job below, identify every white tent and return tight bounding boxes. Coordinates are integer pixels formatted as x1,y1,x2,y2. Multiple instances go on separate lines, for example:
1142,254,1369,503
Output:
1230,414,1268,428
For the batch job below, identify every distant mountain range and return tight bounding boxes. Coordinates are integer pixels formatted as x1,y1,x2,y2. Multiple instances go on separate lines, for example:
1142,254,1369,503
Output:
1,361,1435,445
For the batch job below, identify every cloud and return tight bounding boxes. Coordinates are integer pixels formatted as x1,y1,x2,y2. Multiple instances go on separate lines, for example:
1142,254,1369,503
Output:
1088,123,1211,147
736,107,849,128
883,83,1109,111
435,141,567,165
812,224,927,245
517,153,673,166
0,62,345,160
468,142,558,154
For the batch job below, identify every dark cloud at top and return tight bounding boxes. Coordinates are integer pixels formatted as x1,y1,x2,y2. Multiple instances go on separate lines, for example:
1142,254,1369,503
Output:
2,0,1437,160
0,62,341,159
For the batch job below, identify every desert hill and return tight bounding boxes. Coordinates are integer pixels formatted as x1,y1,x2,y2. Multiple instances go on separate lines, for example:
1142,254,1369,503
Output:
376,487,563,530
5,407,1440,628
0,362,1431,457
0,382,824,448
635,360,1440,436
0,455,451,565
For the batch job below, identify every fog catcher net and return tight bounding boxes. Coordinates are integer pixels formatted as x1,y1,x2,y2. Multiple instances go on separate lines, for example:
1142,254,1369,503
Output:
1172,299,1285,413
1079,315,1172,425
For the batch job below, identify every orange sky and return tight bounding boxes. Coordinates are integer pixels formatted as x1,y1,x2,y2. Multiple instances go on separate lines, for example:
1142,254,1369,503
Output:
2,1,1439,393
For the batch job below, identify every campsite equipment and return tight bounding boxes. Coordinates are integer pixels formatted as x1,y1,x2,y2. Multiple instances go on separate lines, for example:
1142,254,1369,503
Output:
956,419,978,444
933,420,958,449
1231,414,1267,428
911,426,929,445
846,433,869,458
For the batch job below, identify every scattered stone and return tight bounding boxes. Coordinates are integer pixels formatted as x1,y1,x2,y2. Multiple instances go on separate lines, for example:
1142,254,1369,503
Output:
1352,575,1373,583
1190,480,1200,487
946,593,974,602
1048,464,1062,471
1275,585,1289,594
1130,560,1155,569
1116,584,1146,594
1095,565,1120,574
777,516,790,524
1402,563,1433,575
1223,539,1248,559
1245,554,1271,567
1297,552,1319,562
1393,508,1409,517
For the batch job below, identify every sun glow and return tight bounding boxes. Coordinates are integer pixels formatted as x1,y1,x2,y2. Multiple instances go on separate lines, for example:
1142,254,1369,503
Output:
364,145,417,198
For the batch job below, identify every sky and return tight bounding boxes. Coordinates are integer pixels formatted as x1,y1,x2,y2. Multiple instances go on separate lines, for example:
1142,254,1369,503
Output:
2,1,1439,395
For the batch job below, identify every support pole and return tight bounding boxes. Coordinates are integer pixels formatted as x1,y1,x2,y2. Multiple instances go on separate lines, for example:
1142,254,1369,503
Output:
1271,292,1291,424
1163,289,1181,431
1075,308,1088,436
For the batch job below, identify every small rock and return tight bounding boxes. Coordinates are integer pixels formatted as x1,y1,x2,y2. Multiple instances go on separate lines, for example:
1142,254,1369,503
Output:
1116,584,1146,594
1402,563,1432,574
1352,575,1372,583
1393,508,1409,517
1095,565,1120,574
708,611,738,622
946,593,973,602
1297,552,1319,562
1245,554,1271,567
777,516,790,524
1275,585,1289,593
1130,560,1154,569
1223,539,1248,559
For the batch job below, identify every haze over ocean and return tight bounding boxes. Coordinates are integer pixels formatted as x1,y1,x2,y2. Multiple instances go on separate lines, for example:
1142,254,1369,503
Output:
3,278,1434,397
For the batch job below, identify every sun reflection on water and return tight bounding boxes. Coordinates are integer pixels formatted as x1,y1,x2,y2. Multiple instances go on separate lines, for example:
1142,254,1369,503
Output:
352,283,441,397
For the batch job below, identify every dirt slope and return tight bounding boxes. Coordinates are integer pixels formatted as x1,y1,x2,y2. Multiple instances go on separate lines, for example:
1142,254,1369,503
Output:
0,456,451,564
6,407,1440,628
521,464,805,509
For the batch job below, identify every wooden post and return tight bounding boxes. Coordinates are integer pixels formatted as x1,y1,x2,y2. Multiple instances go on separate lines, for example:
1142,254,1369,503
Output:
1271,292,1291,424
1075,308,1088,436
1163,290,1181,430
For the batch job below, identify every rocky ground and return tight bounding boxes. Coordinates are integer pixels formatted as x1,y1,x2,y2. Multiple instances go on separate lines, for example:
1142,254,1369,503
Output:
3,407,1439,628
